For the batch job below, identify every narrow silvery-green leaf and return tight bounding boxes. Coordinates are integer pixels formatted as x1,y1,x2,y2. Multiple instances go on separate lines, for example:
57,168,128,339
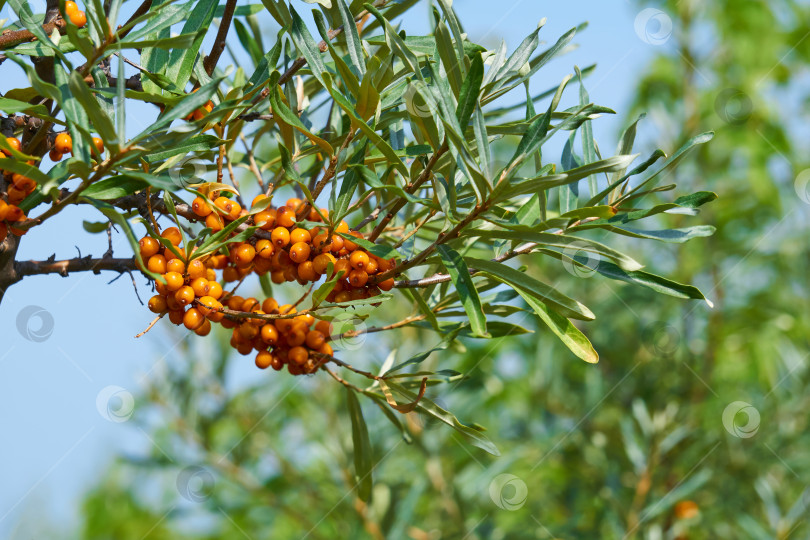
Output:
165,0,218,89
290,6,331,88
345,387,373,502
437,245,488,337
456,53,483,129
337,0,365,76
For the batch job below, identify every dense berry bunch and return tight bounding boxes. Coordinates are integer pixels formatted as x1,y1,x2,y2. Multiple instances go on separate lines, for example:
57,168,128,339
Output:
142,191,396,375
63,1,88,28
0,137,34,242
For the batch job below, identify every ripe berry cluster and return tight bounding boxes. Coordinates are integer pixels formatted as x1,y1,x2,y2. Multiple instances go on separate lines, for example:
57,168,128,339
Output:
0,137,34,242
141,192,397,375
49,132,105,162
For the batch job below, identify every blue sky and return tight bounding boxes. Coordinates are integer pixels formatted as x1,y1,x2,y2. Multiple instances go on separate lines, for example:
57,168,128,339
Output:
0,0,662,535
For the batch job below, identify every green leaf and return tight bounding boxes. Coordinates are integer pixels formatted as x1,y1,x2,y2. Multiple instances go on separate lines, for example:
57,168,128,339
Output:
165,0,218,88
517,290,598,363
81,177,147,200
623,132,714,198
289,6,331,88
437,246,487,337
268,73,334,155
345,388,373,503
455,53,484,128
385,381,500,456
467,258,595,321
333,141,368,221
336,0,365,76
576,66,598,198
602,225,716,243
69,71,118,148
465,230,643,271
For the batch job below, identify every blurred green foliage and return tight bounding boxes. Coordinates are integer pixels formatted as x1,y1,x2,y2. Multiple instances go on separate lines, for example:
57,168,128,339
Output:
74,1,810,539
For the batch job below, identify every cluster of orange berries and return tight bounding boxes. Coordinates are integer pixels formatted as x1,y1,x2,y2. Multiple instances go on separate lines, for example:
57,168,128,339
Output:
48,132,104,162
63,1,87,28
1,137,33,242
140,194,397,374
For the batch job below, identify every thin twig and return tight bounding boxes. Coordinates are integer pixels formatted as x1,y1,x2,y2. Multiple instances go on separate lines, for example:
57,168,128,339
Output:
135,314,164,338
203,0,237,76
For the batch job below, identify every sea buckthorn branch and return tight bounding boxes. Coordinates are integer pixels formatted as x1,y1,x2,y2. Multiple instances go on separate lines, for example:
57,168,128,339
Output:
0,18,67,50
203,0,237,77
367,142,449,242
14,255,138,278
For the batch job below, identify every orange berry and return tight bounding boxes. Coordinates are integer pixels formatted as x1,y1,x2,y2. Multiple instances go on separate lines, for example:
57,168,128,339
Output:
92,137,104,154
297,261,317,282
312,253,336,275
333,258,351,278
255,350,274,369
236,343,253,356
308,207,324,222
256,239,273,259
205,212,224,231
196,295,218,316
138,236,160,259
329,234,345,253
147,254,167,274
336,221,350,234
49,148,63,162
174,286,195,306
0,201,7,221
168,310,185,325
206,281,223,300
319,342,334,356
289,241,311,264
254,209,276,230
226,201,242,221
54,132,72,154
289,346,309,365
186,259,206,279
222,266,238,282
183,307,205,330
343,231,361,252
305,330,326,350
165,247,185,262
195,319,212,336
4,137,21,155
286,197,302,210
349,251,369,270
674,501,699,520
166,295,182,311
251,194,268,208
262,298,279,313
260,323,279,345
276,206,296,228
311,232,330,252
234,244,256,266
238,323,260,340
290,228,311,244
214,196,234,214
162,271,184,291
348,270,368,288
334,291,351,303
190,277,209,297
161,227,182,246
270,270,285,284
192,196,212,217
64,1,79,16
315,320,332,336
378,277,395,291
147,295,168,314
271,226,290,247
166,258,185,274
69,9,87,27
5,205,24,222
241,297,260,312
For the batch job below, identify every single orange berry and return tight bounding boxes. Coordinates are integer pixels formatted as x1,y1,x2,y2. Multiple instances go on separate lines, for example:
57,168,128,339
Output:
329,234,345,253
192,196,212,217
186,259,206,279
260,323,279,345
365,258,378,274
222,266,239,282
162,271,184,291
276,206,296,228
147,254,167,274
166,258,185,274
190,277,209,297
271,226,290,248
251,194,268,208
378,277,395,291
206,281,223,300
92,137,104,154
254,209,276,230
312,253,336,275
336,221,350,234
305,330,326,350
168,310,185,325
183,307,205,330
49,148,63,162
54,132,72,154
256,239,273,259
289,346,309,366
290,228,311,244
315,320,332,336
297,261,317,282
147,295,168,314
195,319,212,336
174,285,195,306
161,226,182,246
262,298,279,313
286,197,303,210
289,241,311,264
333,258,351,278
270,270,285,284
255,350,274,369
64,1,79,16
348,270,369,288
334,291,352,303
234,244,256,266
205,212,224,231
319,342,334,357
4,137,21,155
349,251,369,270
12,174,36,194
241,297,260,312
